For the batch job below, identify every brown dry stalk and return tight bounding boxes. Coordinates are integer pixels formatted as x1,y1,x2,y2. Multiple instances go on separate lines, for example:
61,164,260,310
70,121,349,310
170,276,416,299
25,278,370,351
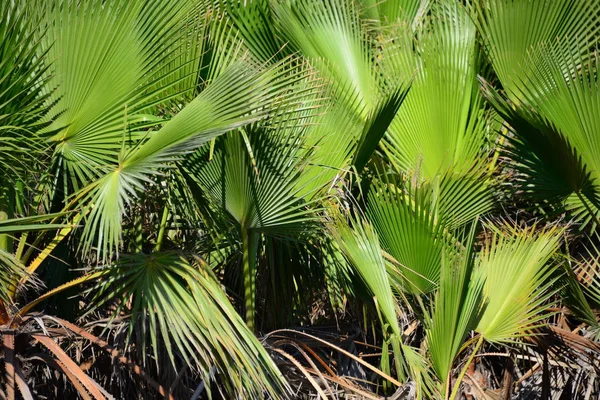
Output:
50,317,175,400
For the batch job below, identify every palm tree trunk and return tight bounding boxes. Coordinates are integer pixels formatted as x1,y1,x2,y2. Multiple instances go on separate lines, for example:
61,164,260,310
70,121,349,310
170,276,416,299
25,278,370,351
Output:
241,228,258,332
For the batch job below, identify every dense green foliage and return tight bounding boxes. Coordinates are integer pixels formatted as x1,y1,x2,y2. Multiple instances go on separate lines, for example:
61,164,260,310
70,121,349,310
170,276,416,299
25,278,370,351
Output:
2,0,600,398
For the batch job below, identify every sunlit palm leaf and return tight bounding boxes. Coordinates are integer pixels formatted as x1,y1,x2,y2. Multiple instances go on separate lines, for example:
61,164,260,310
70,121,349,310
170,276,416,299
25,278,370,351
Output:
366,167,492,295
273,0,377,114
424,223,485,390
182,124,321,233
384,0,495,180
78,58,318,261
366,172,445,294
357,0,428,24
37,0,210,191
272,0,412,171
574,235,600,310
476,223,563,343
0,250,28,305
473,0,600,105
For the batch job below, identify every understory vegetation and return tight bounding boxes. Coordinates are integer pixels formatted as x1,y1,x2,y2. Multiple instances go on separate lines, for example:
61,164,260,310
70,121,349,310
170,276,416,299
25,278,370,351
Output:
2,0,600,398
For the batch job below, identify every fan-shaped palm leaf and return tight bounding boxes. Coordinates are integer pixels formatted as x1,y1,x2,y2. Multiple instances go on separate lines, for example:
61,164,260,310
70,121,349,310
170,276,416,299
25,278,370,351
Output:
475,223,563,343
366,168,492,295
424,223,485,392
473,0,600,104
88,252,288,399
272,0,412,172
77,58,318,262
330,211,401,336
0,0,53,253
180,113,325,329
357,0,428,25
476,0,600,230
384,0,496,181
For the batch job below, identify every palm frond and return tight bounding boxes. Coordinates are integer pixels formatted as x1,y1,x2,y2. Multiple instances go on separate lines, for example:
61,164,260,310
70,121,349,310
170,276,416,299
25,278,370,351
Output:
0,0,52,231
473,0,600,104
88,252,288,399
384,0,496,180
273,0,377,114
221,0,288,64
575,235,600,311
476,223,563,343
78,58,318,261
330,211,401,336
424,223,485,390
366,172,444,295
357,0,428,24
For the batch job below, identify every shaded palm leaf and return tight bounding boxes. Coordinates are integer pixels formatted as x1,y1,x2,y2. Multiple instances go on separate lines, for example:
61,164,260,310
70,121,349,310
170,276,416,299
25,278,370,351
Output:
476,0,600,229
180,112,325,328
330,211,401,336
0,0,51,179
88,252,288,398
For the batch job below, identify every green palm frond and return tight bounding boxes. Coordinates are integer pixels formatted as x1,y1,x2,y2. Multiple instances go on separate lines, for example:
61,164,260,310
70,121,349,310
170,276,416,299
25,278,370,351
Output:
38,0,221,191
481,78,593,204
575,236,600,310
424,223,485,391
272,0,412,171
293,97,364,198
330,207,444,392
366,167,492,295
476,223,563,343
481,48,600,229
476,0,600,230
366,172,445,295
183,124,321,234
88,252,288,398
353,84,411,172
0,0,51,175
473,0,600,104
384,0,496,180
273,0,377,114
41,0,159,187
330,210,401,336
0,214,71,234
180,109,325,329
78,58,318,261
0,250,28,305
357,0,428,24
222,0,288,64
0,0,52,249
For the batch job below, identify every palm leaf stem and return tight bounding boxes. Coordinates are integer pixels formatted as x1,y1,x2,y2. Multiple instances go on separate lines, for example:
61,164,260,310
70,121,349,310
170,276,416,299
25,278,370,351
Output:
449,335,483,400
154,206,169,252
242,228,258,331
0,191,10,253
